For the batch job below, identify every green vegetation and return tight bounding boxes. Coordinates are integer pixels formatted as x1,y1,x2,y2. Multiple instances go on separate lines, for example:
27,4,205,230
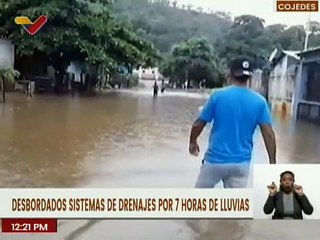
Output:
160,38,224,87
1,0,320,92
112,0,320,86
0,0,159,92
111,0,231,53
0,67,20,102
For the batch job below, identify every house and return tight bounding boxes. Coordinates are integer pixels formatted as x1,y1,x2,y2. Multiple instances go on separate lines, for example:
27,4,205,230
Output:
292,47,320,122
133,67,163,81
268,49,300,116
46,61,98,92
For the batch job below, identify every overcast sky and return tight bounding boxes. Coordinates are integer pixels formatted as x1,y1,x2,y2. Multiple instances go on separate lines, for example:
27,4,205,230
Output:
177,0,319,26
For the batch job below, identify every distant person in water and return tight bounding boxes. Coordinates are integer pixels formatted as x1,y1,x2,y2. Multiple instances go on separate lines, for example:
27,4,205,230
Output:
263,171,313,219
161,79,165,93
199,79,206,90
153,81,159,98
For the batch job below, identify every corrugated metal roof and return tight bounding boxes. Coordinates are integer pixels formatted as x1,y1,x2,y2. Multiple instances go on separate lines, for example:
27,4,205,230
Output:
297,47,320,56
269,49,300,64
282,50,300,59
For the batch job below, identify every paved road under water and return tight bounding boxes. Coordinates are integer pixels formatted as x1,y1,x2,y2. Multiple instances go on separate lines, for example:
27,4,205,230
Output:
1,89,320,240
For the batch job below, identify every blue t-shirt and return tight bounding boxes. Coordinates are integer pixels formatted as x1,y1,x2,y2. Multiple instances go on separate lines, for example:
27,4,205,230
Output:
198,85,272,164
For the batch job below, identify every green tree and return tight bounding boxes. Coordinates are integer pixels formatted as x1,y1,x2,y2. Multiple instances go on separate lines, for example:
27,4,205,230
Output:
277,25,305,50
216,15,272,68
110,0,320,73
111,0,231,53
0,67,20,103
159,38,223,88
305,21,320,49
264,24,287,49
0,0,159,93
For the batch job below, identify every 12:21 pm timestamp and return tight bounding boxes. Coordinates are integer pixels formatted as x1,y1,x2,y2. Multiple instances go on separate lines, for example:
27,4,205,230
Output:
2,218,57,233
10,222,48,232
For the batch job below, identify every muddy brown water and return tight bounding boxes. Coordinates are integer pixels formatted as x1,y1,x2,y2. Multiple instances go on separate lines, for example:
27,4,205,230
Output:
1,89,320,240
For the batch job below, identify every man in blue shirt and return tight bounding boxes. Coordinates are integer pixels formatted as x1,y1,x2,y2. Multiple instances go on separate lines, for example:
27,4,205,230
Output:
189,57,276,188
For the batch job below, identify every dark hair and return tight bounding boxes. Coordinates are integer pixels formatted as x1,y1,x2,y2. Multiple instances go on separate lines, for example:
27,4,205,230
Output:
232,75,250,83
280,171,295,181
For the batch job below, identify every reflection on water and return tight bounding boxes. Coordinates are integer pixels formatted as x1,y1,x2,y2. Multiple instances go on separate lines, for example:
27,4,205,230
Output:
1,90,320,240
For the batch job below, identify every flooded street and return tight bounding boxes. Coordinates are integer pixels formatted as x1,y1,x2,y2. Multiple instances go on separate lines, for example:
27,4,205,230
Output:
1,89,320,240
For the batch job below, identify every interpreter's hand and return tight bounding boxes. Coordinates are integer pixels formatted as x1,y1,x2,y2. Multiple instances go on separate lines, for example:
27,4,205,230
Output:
189,142,200,157
267,182,277,196
294,184,304,196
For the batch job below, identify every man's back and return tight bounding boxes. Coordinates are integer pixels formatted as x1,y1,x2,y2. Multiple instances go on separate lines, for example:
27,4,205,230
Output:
200,85,272,164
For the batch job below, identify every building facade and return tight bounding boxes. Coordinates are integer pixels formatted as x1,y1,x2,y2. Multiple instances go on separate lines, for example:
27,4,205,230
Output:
268,49,300,116
293,48,320,122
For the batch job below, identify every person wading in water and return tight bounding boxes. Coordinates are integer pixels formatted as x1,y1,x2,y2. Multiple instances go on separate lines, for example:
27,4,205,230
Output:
153,81,159,98
160,79,165,93
263,171,313,219
189,56,276,188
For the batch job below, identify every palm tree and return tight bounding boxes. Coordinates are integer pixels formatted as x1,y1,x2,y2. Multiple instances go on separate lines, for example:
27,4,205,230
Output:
0,68,20,103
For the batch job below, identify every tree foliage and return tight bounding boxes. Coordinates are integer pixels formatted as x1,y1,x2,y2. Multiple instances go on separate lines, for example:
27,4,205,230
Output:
2,0,320,90
0,67,20,103
0,0,159,77
216,15,273,69
112,1,320,73
0,67,20,83
159,38,223,88
111,0,232,53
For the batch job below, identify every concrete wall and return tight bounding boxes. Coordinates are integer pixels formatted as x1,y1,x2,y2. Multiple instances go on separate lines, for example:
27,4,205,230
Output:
0,39,14,69
250,69,268,98
251,69,262,91
268,55,298,115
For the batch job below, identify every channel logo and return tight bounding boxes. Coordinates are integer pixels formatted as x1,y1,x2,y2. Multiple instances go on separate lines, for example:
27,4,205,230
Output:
275,0,319,12
14,16,47,36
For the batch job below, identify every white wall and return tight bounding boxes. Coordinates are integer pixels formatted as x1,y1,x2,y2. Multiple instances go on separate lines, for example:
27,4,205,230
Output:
251,69,262,91
0,38,14,69
253,164,320,219
67,61,85,82
269,56,287,101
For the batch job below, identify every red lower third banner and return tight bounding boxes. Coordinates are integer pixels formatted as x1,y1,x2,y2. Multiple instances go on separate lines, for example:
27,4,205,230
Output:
1,219,57,233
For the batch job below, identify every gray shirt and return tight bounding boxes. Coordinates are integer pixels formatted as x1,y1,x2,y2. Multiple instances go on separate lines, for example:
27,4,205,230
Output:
283,192,294,219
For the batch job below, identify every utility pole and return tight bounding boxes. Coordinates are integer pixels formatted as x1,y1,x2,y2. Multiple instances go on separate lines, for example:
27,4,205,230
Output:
304,13,311,50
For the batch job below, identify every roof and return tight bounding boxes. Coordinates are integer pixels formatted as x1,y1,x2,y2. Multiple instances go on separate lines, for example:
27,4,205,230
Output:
297,47,320,57
269,49,300,66
282,50,300,60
